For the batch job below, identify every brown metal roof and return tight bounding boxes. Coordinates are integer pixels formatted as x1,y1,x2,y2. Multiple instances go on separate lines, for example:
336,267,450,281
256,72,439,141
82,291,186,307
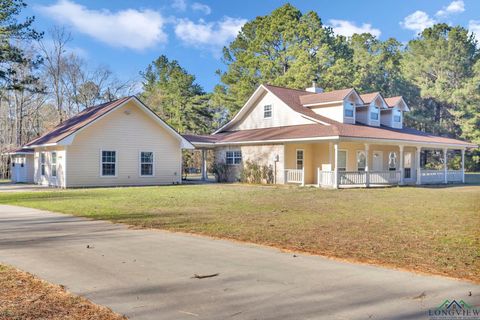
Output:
360,92,380,104
298,88,354,105
185,123,475,147
385,96,402,108
25,97,131,147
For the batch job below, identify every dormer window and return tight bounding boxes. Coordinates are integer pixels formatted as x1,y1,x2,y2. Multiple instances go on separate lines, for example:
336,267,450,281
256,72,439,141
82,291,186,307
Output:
394,115,401,122
345,103,354,117
263,105,272,118
370,109,379,120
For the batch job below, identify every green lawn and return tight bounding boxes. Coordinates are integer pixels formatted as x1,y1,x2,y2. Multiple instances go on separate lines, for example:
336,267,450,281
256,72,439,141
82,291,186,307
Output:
0,184,479,282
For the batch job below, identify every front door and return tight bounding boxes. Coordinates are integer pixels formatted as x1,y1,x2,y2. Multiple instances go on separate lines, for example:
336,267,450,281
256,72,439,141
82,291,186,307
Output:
372,151,383,171
14,157,27,182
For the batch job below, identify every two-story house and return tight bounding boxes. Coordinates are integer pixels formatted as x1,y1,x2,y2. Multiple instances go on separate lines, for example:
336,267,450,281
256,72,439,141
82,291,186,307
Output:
185,83,476,188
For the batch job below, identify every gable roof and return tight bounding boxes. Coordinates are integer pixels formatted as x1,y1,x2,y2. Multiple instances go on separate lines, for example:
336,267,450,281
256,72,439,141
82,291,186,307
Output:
201,84,474,148
384,96,402,107
360,92,380,104
24,96,194,149
299,88,355,106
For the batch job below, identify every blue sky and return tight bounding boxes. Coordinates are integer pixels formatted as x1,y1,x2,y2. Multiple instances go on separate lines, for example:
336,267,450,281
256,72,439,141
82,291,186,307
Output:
25,0,480,92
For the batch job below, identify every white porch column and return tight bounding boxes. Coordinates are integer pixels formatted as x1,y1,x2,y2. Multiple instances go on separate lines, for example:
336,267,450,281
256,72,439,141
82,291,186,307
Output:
416,146,422,185
443,147,448,184
461,149,465,183
201,149,208,181
399,145,404,185
329,142,333,167
334,143,339,189
365,143,370,187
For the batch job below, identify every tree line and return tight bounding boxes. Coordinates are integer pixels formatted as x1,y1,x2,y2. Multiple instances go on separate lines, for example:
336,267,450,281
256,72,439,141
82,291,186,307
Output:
1,2,479,176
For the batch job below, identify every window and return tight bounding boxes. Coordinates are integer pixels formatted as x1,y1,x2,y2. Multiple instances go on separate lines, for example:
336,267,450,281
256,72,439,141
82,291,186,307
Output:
140,151,154,176
263,105,272,118
51,152,57,177
40,152,46,176
101,150,116,176
345,103,354,117
394,110,401,122
356,151,366,171
370,110,379,120
226,151,242,165
296,150,304,170
388,152,397,171
338,150,347,171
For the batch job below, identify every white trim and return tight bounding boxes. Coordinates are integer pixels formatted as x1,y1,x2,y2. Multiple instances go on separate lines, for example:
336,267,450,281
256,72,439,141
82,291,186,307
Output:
214,85,267,134
26,143,57,148
139,151,155,177
302,100,343,107
299,114,332,126
341,137,475,149
64,146,68,188
214,135,340,146
100,149,118,178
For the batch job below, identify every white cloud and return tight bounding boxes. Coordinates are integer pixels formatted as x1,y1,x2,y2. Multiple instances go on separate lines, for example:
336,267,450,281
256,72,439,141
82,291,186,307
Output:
436,0,465,17
174,17,246,53
400,11,436,34
329,19,381,37
38,0,167,50
469,20,480,40
171,0,187,11
191,2,211,15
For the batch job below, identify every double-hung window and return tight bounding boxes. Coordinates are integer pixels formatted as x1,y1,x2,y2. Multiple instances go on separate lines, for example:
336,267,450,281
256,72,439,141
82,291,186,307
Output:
51,152,57,177
226,151,242,165
140,151,154,176
263,105,272,118
296,150,304,170
370,109,379,120
40,152,46,176
101,150,116,176
393,110,401,122
356,151,366,171
344,103,354,118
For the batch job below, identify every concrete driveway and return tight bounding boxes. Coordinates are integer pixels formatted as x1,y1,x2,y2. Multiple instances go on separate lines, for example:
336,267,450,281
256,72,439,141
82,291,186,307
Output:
0,204,478,320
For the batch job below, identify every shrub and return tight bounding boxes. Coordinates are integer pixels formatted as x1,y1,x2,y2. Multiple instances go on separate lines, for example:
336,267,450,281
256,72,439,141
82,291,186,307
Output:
241,160,274,184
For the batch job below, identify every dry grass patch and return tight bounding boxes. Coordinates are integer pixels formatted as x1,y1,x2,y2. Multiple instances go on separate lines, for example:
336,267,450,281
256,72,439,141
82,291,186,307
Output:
0,264,126,320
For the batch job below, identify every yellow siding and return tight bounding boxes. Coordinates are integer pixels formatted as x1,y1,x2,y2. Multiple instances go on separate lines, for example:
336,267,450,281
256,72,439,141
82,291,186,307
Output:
232,91,312,131
66,100,182,187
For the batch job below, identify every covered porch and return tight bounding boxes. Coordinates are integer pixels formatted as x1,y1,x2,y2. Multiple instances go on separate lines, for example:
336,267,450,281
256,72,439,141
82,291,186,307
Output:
283,141,466,188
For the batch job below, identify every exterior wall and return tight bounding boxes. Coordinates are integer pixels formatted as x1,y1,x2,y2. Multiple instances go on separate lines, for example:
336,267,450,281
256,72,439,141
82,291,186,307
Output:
232,91,312,131
284,143,318,184
10,154,34,183
358,99,381,127
65,100,182,187
381,108,403,129
33,146,66,187
214,144,285,184
310,104,344,123
356,107,369,125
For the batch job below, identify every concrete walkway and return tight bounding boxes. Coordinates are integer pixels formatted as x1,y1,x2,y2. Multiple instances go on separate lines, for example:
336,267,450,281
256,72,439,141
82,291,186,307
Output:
0,204,478,320
0,182,50,192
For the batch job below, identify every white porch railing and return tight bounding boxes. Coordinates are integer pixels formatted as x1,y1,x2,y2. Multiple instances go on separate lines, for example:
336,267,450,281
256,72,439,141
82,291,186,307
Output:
338,171,366,185
369,171,401,184
318,170,335,187
420,170,445,184
285,169,304,184
447,170,463,182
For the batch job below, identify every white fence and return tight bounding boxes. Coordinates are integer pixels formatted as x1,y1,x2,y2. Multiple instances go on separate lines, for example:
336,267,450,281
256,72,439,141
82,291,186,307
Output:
285,169,304,184
317,170,335,187
338,171,366,185
369,171,401,184
447,170,463,182
420,170,445,184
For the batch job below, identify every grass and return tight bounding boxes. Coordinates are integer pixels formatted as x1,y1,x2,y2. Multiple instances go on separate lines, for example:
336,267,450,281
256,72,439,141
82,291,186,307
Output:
0,264,126,320
0,184,479,282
